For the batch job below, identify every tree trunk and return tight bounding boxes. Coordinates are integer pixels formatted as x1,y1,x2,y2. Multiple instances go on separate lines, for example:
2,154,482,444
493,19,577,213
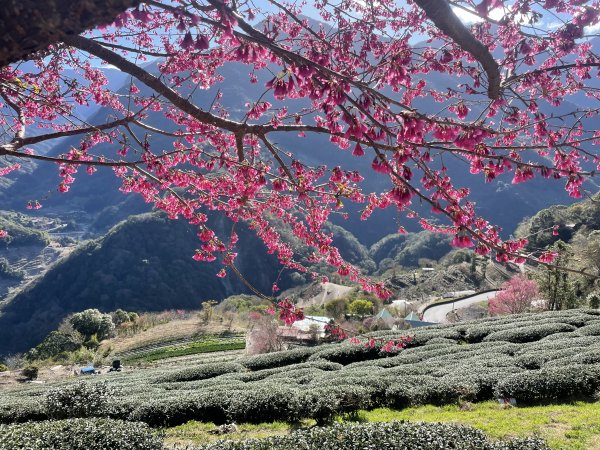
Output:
0,0,140,67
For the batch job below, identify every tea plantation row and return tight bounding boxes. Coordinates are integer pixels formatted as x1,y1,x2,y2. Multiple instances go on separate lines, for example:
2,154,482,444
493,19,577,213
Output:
2,309,600,429
0,418,549,449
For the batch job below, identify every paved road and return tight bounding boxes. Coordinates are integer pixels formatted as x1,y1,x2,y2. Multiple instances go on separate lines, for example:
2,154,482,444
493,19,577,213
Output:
422,291,498,323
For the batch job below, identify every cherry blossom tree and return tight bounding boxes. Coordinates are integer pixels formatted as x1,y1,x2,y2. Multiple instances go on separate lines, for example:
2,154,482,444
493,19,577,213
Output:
488,275,540,315
0,0,599,318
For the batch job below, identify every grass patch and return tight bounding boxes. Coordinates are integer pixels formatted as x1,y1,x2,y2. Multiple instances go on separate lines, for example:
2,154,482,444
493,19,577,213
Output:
164,420,302,447
163,402,600,449
362,401,600,450
124,339,245,363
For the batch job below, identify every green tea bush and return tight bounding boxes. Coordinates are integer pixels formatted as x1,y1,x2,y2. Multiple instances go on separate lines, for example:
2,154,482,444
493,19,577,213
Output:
483,323,576,343
308,343,383,364
45,381,117,419
192,421,549,450
241,346,320,370
544,350,600,367
576,322,600,336
154,362,244,383
130,391,228,426
0,401,48,424
21,365,38,380
0,418,163,450
227,385,306,423
385,377,429,408
299,385,374,424
415,376,479,405
494,365,600,402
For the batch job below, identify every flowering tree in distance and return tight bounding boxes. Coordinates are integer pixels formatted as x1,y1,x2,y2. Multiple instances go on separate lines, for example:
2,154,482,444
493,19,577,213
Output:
0,0,599,315
488,275,540,315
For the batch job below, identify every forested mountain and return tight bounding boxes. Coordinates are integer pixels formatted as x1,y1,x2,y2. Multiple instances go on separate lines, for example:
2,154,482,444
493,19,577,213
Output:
0,213,268,354
0,211,377,355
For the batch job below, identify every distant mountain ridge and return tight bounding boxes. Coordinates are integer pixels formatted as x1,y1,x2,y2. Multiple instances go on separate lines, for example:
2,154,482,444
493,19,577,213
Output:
1,48,594,244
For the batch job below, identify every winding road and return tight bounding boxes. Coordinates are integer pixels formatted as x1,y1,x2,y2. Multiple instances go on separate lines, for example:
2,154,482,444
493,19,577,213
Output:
422,291,498,323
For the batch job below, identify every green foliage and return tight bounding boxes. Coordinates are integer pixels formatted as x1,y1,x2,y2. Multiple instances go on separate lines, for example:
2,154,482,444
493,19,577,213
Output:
112,308,132,325
347,299,373,317
70,309,115,340
0,418,163,450
308,343,382,365
494,365,600,403
26,330,83,361
483,323,576,343
45,381,117,419
21,365,38,380
154,362,244,383
536,241,578,311
0,364,7,372
0,258,24,280
4,309,600,432
218,295,266,313
241,346,320,371
129,391,229,427
324,298,348,320
586,291,600,309
0,211,50,248
193,421,549,450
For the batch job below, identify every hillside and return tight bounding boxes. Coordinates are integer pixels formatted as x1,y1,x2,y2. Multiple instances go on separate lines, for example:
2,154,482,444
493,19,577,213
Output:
3,309,600,448
0,212,291,356
2,199,510,357
516,191,600,250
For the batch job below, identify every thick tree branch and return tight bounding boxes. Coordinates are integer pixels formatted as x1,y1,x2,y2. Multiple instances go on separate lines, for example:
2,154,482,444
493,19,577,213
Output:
0,0,141,67
62,34,246,133
413,0,501,100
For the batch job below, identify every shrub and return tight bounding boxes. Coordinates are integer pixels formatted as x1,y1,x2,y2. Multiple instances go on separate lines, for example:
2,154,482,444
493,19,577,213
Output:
241,346,320,371
154,362,244,383
0,364,7,372
21,365,38,380
0,418,163,450
483,323,576,343
129,391,228,427
300,385,372,424
70,309,115,340
0,401,48,424
227,385,305,423
44,381,117,419
587,292,600,309
112,308,132,325
308,343,382,365
26,331,83,361
192,421,549,450
576,322,600,336
494,365,600,403
414,377,479,406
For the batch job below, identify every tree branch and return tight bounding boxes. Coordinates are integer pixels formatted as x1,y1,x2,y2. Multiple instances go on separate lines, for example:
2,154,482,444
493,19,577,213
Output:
62,34,247,134
413,0,501,100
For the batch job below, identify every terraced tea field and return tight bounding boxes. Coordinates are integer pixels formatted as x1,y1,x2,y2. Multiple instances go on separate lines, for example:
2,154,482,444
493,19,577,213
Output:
3,309,600,449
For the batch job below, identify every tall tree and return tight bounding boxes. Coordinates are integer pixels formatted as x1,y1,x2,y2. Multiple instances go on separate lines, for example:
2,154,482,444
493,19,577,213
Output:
0,0,599,306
